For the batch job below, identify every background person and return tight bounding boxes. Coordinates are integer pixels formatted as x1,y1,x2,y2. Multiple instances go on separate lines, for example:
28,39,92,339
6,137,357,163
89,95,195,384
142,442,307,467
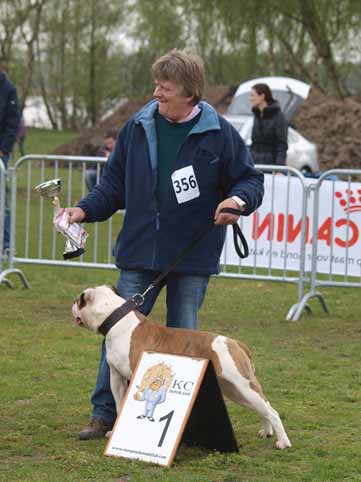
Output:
16,115,26,157
250,83,288,166
85,129,117,192
0,65,21,252
63,49,264,440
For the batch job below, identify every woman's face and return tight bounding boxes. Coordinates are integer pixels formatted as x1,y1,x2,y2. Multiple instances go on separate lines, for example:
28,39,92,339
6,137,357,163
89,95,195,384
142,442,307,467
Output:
250,88,265,108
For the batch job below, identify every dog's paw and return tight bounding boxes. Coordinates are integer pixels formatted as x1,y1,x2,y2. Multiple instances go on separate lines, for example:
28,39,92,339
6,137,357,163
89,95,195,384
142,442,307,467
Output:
258,427,273,438
275,439,292,450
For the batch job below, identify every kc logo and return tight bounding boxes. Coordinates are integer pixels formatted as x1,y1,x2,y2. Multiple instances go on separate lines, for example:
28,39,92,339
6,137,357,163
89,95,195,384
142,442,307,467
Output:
335,189,361,213
171,380,194,391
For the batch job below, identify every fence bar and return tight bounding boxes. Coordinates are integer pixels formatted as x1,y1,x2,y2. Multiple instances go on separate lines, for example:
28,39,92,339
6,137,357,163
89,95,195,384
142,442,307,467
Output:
0,158,5,278
219,164,309,320
0,159,30,288
292,168,361,320
7,156,360,324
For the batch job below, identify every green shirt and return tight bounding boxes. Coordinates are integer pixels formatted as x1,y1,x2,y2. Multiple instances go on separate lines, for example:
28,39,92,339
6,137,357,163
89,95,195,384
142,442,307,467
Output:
154,109,200,206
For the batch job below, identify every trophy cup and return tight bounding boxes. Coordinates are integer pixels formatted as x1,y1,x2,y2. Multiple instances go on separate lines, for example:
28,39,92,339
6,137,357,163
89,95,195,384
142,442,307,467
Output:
35,178,88,260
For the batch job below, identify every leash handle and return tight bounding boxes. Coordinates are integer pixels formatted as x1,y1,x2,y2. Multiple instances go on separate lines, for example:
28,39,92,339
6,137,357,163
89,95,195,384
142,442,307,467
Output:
219,207,249,259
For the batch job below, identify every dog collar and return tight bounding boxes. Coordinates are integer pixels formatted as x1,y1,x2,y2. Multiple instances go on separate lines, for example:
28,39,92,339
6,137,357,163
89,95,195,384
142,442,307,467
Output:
98,295,143,336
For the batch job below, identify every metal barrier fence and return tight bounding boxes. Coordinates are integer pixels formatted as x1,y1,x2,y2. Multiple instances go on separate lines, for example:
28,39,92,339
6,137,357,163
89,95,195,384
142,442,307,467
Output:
0,158,5,277
8,155,109,273
219,164,310,321
0,157,30,288
291,168,361,320
2,155,310,319
2,155,360,321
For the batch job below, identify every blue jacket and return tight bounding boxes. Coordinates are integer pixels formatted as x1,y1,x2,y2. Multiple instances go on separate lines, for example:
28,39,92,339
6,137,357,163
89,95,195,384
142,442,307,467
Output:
0,72,20,157
78,100,264,275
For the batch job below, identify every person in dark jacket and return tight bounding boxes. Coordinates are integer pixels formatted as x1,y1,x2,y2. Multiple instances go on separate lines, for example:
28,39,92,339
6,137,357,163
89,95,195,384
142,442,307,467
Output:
250,83,288,166
63,49,264,440
0,68,21,251
16,115,26,157
85,128,117,192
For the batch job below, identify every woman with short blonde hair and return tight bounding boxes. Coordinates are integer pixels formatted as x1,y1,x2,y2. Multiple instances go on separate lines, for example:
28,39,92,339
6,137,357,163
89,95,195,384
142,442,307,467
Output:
151,49,205,105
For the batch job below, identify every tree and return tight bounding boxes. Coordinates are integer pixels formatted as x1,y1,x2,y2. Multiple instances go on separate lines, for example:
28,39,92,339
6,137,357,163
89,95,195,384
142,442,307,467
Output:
35,0,125,129
0,0,45,111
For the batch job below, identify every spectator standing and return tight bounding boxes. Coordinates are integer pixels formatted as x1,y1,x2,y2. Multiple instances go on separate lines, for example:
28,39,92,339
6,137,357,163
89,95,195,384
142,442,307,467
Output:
17,116,26,157
85,129,117,191
64,49,264,440
250,83,288,166
0,66,21,252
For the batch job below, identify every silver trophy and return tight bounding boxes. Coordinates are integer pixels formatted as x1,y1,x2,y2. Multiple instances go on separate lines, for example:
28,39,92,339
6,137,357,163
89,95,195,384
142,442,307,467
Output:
35,178,88,259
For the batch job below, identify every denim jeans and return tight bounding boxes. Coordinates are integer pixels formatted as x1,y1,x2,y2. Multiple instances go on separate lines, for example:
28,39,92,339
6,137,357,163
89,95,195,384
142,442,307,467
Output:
85,169,99,192
91,269,210,424
0,155,10,251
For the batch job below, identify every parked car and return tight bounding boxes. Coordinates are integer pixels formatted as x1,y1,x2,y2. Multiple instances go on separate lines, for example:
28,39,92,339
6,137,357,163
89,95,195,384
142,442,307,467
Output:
223,76,319,173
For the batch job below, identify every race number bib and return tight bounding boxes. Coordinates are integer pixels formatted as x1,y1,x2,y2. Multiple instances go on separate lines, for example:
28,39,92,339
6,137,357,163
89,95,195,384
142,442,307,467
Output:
171,165,200,204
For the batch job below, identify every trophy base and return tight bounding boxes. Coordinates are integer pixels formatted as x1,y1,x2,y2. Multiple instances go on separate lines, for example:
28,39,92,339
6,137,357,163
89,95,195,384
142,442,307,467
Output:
63,248,85,260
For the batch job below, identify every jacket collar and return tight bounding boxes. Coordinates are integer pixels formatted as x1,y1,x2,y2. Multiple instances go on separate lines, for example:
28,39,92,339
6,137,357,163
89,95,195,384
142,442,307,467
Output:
134,99,220,134
252,100,281,118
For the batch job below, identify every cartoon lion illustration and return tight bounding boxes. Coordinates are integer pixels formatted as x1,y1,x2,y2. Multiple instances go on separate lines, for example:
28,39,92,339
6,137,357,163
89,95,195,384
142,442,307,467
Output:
133,362,174,421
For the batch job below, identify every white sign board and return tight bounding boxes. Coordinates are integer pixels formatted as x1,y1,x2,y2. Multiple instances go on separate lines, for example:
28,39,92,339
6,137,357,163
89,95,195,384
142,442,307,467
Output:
105,352,207,466
221,174,361,276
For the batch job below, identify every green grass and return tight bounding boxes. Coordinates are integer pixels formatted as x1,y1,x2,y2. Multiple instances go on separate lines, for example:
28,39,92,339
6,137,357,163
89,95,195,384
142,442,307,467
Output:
1,268,361,482
12,127,77,160
1,129,361,481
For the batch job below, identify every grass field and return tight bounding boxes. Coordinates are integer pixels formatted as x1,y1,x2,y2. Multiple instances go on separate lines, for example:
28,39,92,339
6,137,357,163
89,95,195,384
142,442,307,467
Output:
1,129,361,482
12,127,78,160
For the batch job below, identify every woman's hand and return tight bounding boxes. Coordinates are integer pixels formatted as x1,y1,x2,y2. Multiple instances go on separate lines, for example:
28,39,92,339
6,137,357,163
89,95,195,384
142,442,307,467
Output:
58,207,86,224
214,198,241,225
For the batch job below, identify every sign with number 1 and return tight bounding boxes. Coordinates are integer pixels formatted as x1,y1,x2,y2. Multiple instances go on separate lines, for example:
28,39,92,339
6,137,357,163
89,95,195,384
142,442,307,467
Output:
104,352,208,466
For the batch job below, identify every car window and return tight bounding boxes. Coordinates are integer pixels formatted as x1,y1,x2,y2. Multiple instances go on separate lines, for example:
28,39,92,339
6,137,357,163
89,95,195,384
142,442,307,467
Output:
227,90,304,119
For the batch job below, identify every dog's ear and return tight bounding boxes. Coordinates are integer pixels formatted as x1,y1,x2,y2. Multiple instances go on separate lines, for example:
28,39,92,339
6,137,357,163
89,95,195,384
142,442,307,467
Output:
78,288,95,309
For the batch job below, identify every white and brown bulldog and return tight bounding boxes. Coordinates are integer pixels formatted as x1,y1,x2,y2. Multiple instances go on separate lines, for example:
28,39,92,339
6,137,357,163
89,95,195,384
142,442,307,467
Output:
72,285,291,449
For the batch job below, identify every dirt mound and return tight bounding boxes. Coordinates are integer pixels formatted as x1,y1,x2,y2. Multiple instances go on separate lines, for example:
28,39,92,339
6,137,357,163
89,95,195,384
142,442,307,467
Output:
53,96,152,156
293,88,361,171
53,85,361,173
52,86,236,157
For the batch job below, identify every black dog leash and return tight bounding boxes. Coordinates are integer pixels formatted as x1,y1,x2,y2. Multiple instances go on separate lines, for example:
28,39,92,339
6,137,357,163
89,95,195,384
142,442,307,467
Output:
98,207,248,336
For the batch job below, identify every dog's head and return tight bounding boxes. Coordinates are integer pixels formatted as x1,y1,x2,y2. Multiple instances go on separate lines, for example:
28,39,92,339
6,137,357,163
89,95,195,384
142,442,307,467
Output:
72,285,124,333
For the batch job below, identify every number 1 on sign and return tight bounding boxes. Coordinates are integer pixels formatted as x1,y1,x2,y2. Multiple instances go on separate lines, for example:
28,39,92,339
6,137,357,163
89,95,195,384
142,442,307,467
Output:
158,410,174,447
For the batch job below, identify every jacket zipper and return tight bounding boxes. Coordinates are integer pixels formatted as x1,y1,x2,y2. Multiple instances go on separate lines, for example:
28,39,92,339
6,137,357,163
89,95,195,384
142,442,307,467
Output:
156,211,160,230
151,211,160,269
151,130,194,269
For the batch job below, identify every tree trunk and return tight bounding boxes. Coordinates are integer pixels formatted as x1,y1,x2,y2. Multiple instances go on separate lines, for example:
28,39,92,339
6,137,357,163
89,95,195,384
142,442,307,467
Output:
19,0,45,112
59,1,69,129
36,36,59,130
298,0,345,98
89,0,97,127
71,0,81,130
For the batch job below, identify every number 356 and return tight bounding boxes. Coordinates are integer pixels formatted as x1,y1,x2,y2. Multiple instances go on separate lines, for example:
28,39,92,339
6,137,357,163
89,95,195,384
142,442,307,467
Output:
173,175,197,193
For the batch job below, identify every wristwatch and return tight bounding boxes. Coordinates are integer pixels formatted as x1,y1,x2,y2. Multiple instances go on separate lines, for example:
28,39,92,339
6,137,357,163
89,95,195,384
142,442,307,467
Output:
231,195,246,213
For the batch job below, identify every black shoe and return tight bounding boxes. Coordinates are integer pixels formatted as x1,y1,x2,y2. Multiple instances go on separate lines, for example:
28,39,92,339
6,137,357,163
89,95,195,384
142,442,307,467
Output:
137,415,146,419
79,417,113,440
148,417,155,422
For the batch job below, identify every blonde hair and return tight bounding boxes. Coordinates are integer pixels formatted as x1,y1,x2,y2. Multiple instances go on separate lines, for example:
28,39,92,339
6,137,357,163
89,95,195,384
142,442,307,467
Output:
139,363,174,391
151,49,205,105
